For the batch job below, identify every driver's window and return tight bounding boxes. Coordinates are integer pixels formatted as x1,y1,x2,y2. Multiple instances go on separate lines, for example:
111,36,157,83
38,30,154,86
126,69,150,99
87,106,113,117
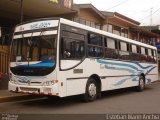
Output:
60,30,85,70
61,38,84,59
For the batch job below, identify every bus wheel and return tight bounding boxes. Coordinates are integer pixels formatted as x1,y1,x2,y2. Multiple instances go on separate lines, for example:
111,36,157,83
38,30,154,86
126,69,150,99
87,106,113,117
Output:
83,78,98,102
136,76,145,92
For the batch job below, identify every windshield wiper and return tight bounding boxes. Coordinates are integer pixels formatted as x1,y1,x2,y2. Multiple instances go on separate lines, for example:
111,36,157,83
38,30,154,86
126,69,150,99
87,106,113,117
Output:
27,32,34,67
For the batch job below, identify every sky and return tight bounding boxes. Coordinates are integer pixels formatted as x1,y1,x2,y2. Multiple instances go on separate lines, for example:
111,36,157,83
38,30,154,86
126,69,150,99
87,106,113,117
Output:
74,0,160,26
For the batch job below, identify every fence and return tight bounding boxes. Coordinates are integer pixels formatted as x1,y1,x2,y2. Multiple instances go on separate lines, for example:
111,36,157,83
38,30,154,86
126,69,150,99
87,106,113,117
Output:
0,45,9,74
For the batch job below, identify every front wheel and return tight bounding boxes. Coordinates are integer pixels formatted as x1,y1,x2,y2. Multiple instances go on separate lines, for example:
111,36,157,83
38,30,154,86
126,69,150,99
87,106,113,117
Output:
83,78,98,102
136,76,145,92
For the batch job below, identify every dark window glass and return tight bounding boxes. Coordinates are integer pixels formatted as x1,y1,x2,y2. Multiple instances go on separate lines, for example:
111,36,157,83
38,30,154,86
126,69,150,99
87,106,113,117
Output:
145,48,148,55
88,33,102,46
130,44,140,61
61,38,85,59
140,47,147,62
62,31,85,40
88,46,103,58
105,48,119,59
104,37,119,59
137,46,141,54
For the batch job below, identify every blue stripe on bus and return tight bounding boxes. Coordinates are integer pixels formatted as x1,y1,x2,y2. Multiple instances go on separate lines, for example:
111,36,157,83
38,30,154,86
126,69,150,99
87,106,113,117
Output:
96,59,156,86
16,61,55,68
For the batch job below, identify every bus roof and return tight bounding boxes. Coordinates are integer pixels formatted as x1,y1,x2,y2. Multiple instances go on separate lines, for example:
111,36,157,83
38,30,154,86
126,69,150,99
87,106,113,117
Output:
60,18,157,50
14,17,157,50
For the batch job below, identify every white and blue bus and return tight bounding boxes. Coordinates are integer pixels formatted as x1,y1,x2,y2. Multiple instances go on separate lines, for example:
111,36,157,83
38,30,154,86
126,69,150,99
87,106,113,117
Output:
9,18,158,102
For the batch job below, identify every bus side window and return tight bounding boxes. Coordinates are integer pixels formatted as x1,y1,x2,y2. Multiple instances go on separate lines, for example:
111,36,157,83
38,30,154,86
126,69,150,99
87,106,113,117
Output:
61,38,85,59
119,41,130,60
105,37,119,59
151,49,156,63
140,47,147,62
130,44,139,61
147,49,153,63
87,33,104,58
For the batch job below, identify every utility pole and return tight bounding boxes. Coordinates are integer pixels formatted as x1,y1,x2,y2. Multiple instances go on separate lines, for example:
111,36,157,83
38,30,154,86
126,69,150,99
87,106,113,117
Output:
20,0,24,23
150,7,153,31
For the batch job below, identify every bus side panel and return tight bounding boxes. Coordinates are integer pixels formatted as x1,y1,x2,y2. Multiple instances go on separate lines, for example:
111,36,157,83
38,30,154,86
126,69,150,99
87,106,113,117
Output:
57,58,158,97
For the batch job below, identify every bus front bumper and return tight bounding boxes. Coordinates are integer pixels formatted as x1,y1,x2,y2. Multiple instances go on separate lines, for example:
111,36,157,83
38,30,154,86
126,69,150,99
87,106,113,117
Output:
8,81,59,96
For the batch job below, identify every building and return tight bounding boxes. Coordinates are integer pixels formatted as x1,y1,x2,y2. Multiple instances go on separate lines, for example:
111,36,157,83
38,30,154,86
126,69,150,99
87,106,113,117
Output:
0,0,160,73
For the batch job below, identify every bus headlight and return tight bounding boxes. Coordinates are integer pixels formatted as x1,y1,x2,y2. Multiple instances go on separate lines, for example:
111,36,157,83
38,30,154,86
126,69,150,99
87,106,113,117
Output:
43,80,58,86
10,79,17,84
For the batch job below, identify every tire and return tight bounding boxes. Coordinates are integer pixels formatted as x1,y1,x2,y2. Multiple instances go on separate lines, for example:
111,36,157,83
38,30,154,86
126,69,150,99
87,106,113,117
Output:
136,76,145,92
83,78,98,102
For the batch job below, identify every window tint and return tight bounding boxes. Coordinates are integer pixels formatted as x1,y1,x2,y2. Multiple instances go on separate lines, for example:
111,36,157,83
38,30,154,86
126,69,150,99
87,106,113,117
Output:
105,48,119,59
88,33,102,46
88,46,103,57
119,42,130,60
130,44,140,61
62,31,85,40
61,38,85,59
146,49,156,63
140,47,152,62
87,33,104,58
105,37,119,59
145,48,148,55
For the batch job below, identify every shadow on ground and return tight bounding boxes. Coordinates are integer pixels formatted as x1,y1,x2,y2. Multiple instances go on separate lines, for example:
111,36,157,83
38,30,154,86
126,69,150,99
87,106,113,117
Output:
16,85,154,109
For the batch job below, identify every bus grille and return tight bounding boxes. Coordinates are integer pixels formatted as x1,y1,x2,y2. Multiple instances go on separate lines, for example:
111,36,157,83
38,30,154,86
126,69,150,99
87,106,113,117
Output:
20,87,39,92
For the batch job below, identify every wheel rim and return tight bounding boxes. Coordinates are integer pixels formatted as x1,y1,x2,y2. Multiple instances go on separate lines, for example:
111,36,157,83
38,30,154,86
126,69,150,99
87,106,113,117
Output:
88,83,97,97
140,78,144,89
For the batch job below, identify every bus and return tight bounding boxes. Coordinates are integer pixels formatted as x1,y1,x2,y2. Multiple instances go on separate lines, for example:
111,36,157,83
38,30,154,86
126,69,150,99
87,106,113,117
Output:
9,18,158,102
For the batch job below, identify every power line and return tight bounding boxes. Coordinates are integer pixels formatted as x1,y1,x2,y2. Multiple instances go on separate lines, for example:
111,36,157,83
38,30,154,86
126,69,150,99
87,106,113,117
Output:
139,7,160,21
106,0,129,10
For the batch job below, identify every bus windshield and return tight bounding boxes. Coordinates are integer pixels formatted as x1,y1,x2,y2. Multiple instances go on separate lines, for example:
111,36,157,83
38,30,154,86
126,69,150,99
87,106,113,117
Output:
10,32,57,76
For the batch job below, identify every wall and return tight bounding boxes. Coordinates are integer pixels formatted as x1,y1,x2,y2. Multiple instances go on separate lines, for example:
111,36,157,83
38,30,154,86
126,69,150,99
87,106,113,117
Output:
78,9,103,25
0,45,9,74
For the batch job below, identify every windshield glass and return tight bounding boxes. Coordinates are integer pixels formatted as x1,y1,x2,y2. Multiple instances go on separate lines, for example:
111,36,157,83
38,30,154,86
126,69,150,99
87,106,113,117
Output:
10,33,57,76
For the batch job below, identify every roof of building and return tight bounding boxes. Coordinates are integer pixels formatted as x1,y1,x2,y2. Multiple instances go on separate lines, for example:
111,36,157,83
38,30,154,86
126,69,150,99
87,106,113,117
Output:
140,25,160,34
0,0,76,20
73,4,106,19
131,27,160,37
101,11,140,26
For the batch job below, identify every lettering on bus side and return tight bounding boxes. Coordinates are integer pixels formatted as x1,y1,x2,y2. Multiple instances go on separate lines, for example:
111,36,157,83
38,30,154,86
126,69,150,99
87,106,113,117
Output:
100,64,115,69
